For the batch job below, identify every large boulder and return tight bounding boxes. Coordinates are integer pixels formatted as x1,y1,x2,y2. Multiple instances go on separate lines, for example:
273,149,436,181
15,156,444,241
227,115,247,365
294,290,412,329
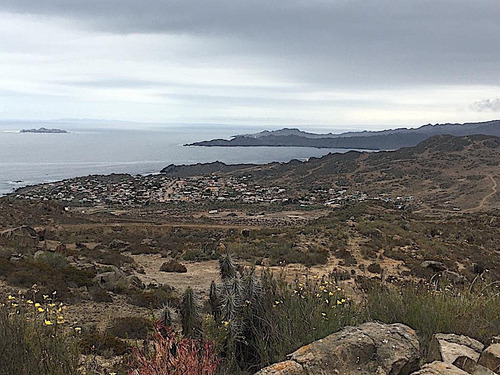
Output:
410,361,469,374
428,334,484,364
478,344,500,373
255,322,420,375
0,225,39,248
160,259,187,273
93,266,130,292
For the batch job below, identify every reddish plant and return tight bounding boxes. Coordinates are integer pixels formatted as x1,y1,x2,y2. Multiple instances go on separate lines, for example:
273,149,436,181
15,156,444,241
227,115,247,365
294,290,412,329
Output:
128,321,219,375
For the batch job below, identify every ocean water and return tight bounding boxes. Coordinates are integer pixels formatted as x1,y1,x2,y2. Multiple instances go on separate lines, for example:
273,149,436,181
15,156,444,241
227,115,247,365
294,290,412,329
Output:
0,125,358,196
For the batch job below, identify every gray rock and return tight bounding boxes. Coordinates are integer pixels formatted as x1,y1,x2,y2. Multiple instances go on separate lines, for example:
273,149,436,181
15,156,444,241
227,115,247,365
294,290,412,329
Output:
108,239,130,250
472,365,496,375
429,333,484,364
421,261,447,272
478,344,500,374
141,238,157,246
93,266,130,292
411,361,469,374
441,270,466,284
0,225,39,249
255,322,420,375
255,360,304,375
453,356,496,374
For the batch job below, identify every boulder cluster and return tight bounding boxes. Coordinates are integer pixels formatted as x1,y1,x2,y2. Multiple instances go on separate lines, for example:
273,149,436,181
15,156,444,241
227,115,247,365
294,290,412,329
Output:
256,323,500,375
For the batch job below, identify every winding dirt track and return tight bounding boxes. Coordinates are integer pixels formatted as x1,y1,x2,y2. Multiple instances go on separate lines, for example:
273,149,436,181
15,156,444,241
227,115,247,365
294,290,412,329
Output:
468,174,497,211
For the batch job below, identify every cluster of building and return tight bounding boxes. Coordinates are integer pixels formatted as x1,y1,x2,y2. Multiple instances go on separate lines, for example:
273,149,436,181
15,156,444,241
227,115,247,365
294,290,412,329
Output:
14,174,290,206
14,173,415,210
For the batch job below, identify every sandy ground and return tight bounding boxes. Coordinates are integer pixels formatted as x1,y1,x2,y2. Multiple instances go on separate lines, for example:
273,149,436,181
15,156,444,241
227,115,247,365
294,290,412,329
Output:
130,255,221,298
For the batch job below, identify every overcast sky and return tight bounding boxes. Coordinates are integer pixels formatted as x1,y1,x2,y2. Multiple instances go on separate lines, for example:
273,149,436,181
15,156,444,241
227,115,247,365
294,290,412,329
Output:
1,0,499,129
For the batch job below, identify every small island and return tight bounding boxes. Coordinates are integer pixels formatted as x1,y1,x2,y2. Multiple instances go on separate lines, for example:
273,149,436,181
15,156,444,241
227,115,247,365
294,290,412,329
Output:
20,127,68,134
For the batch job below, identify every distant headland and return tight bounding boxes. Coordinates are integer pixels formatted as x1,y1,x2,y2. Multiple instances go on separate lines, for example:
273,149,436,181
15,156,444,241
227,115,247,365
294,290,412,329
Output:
20,127,68,134
187,120,500,150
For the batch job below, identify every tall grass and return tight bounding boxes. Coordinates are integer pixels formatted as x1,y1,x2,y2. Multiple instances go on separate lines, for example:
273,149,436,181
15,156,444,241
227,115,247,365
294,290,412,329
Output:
366,281,500,355
0,294,80,375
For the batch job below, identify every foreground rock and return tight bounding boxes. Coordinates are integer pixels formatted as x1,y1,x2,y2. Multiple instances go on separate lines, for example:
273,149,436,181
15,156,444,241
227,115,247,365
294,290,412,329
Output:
411,361,469,374
255,322,420,375
478,344,500,373
429,334,484,364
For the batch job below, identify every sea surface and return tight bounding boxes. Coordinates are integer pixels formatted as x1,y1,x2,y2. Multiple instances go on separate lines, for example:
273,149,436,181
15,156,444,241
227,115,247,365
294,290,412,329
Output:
0,124,362,196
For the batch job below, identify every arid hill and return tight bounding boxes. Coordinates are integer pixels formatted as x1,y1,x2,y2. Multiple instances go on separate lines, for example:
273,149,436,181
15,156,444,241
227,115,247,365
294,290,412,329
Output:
166,135,500,212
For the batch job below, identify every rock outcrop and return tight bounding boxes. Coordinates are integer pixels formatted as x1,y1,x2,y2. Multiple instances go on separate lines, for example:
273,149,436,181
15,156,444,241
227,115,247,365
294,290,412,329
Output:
255,322,420,375
478,344,500,373
428,334,484,364
0,225,39,248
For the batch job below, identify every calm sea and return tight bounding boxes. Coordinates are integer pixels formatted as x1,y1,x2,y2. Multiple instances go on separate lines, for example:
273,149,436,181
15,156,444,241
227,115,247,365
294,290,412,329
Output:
0,124,360,196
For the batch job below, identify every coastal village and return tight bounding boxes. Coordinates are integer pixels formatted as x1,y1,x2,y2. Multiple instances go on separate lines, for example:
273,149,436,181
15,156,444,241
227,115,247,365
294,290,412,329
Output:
11,173,415,210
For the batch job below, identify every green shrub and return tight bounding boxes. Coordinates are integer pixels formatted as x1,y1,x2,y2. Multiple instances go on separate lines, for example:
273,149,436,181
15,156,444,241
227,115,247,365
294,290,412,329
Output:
4,258,95,301
128,286,179,309
106,316,152,340
36,252,68,269
89,286,113,302
79,327,129,356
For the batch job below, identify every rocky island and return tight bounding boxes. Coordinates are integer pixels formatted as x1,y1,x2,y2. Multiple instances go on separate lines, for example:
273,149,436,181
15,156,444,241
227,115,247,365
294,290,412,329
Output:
20,127,68,134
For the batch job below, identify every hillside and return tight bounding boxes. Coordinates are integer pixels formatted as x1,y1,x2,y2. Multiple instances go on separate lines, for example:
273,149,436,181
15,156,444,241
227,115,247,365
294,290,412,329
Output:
188,120,500,150
168,135,500,212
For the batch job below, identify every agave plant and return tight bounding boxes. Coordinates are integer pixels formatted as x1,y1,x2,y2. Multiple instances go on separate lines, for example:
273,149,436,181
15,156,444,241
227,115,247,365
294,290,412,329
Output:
219,252,237,281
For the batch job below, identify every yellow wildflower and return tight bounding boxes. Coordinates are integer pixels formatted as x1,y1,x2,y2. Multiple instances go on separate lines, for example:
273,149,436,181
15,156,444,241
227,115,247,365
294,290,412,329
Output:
43,295,49,300
35,303,41,308
27,300,33,304
44,320,53,326
74,327,82,333
38,307,44,313
8,295,15,300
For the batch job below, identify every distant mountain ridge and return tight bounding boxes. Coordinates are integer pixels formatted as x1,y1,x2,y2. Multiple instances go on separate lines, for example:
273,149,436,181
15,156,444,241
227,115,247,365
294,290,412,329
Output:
188,120,500,150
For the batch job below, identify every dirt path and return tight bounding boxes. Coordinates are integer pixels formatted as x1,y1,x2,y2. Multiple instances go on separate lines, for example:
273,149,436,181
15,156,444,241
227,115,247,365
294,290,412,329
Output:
467,174,497,211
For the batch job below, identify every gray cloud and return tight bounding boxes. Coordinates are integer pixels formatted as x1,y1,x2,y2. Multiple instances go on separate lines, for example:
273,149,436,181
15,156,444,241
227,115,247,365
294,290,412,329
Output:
2,0,500,87
471,99,500,112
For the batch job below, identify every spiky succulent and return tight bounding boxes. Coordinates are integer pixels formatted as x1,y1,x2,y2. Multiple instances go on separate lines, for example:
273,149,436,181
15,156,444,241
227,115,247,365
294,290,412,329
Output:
181,286,200,337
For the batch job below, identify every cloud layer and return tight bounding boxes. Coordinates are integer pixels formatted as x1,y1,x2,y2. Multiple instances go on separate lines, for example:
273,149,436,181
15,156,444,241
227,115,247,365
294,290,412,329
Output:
1,0,499,127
